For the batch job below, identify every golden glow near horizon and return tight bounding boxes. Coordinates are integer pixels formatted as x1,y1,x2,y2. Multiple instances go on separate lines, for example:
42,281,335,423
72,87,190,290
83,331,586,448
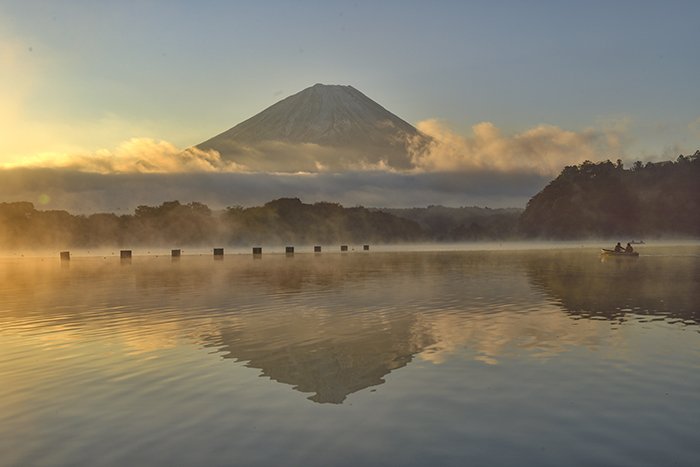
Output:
0,17,697,175
1,1,699,213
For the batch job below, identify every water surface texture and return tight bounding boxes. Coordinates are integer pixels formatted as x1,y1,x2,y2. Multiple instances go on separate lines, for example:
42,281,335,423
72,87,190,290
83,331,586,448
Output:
1,246,699,466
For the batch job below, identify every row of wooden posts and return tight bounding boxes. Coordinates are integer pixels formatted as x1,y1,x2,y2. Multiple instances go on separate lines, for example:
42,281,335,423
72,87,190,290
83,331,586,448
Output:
59,245,370,260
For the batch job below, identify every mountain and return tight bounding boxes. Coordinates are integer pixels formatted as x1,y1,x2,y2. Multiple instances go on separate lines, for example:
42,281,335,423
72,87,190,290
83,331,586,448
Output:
196,83,430,171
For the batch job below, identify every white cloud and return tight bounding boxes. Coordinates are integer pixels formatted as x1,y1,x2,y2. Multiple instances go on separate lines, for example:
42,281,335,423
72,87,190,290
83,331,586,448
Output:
16,118,624,177
409,119,626,176
1,138,244,173
1,118,630,178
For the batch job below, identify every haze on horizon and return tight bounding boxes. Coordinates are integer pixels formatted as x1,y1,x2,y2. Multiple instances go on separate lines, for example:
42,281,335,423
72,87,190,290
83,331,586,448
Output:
1,0,699,211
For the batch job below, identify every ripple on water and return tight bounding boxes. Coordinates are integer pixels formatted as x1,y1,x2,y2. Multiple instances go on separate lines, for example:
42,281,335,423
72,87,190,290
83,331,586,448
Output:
1,248,699,466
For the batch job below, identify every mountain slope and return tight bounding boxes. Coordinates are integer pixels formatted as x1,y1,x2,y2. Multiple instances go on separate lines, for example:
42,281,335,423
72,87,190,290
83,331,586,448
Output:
196,84,429,171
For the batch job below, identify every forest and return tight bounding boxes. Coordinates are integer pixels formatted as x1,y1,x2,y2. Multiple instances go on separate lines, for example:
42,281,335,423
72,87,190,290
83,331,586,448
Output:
519,151,700,238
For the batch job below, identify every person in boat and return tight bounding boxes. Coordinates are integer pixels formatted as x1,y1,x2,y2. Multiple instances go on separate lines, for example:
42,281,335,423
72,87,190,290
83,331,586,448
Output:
625,242,634,253
614,242,623,252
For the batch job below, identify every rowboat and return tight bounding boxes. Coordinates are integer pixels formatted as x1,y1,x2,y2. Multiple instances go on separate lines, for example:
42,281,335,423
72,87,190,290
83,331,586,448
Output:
600,248,639,257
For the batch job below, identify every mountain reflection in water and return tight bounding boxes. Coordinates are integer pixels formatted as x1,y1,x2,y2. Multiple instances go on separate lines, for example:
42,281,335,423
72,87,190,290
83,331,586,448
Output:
2,246,697,407
210,315,432,404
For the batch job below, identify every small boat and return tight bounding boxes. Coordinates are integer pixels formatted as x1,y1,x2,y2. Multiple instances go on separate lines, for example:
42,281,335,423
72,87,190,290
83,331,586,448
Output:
601,248,639,257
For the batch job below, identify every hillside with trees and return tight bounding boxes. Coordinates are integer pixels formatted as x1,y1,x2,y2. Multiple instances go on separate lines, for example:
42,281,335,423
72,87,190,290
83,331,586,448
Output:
519,151,700,238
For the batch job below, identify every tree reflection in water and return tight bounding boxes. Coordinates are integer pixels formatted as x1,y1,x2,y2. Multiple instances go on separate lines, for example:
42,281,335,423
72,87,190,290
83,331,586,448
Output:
525,249,700,324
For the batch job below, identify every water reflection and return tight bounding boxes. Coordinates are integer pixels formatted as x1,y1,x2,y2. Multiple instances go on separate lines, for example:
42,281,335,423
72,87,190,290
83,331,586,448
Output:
1,247,698,407
210,315,433,403
525,248,700,324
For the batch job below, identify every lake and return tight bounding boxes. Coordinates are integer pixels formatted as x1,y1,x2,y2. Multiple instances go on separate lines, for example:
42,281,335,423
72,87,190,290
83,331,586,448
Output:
1,245,699,466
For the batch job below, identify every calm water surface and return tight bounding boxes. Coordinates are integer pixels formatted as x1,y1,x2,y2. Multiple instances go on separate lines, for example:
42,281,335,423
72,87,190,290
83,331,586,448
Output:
1,245,699,466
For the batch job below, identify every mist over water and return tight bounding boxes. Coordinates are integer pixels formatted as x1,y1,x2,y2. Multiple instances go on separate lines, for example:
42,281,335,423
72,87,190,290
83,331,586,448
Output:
1,245,699,466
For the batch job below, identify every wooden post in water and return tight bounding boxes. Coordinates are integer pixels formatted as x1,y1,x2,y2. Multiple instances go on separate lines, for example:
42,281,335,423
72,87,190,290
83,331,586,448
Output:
171,249,181,257
60,251,70,261
340,245,348,252
314,245,322,253
285,246,294,256
363,244,370,251
252,247,262,256
120,250,132,259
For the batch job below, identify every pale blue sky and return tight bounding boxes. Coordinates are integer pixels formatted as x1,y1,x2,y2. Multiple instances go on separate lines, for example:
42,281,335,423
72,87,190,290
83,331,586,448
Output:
2,0,699,162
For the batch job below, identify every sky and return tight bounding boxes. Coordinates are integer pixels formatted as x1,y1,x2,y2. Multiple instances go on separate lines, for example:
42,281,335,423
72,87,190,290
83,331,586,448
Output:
1,0,699,210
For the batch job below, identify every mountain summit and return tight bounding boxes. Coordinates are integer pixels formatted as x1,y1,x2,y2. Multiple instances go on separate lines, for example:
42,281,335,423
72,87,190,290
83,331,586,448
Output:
196,84,429,171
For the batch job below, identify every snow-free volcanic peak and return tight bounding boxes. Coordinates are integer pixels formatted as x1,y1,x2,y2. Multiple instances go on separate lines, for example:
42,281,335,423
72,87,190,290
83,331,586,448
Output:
196,84,429,171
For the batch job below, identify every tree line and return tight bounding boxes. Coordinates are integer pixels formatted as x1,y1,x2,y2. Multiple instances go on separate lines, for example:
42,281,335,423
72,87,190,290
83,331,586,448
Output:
0,196,528,249
0,198,426,249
